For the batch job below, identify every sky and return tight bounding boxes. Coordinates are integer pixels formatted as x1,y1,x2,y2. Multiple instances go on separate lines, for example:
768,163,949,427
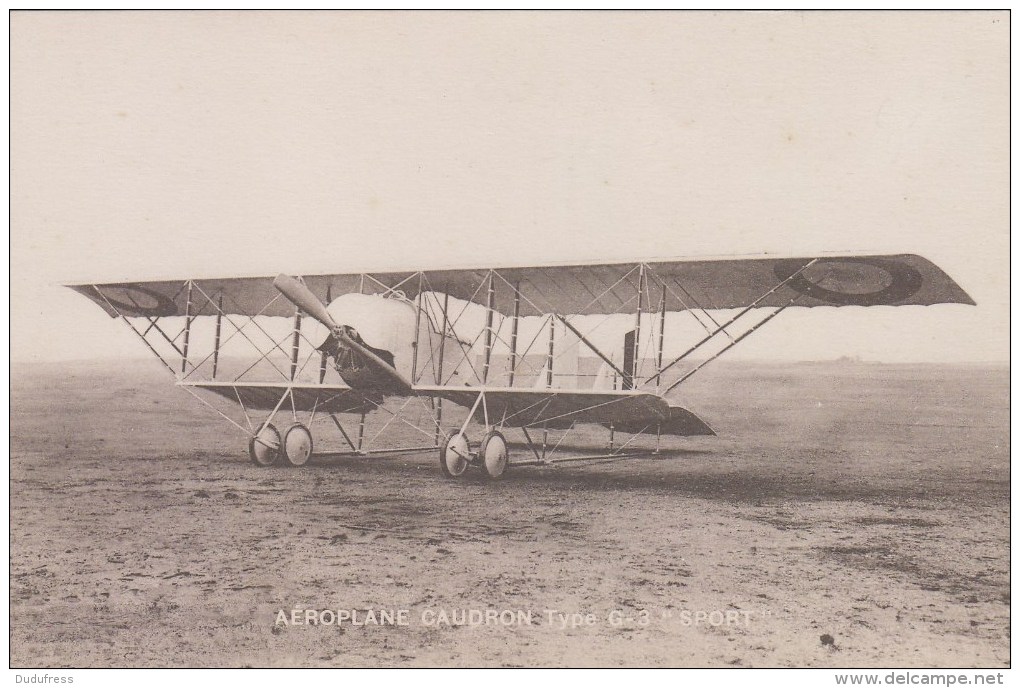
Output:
10,11,1009,364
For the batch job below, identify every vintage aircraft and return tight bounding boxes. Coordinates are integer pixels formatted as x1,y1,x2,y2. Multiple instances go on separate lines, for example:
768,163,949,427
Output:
68,254,973,478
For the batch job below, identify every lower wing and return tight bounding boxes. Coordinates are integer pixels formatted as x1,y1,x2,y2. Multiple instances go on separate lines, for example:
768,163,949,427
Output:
413,385,715,436
184,382,714,437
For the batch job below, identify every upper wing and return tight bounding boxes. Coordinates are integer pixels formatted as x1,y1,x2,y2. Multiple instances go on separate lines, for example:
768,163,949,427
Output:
68,253,973,319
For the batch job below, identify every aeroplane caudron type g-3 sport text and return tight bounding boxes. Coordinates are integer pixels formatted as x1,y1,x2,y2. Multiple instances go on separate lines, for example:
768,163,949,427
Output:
68,254,974,477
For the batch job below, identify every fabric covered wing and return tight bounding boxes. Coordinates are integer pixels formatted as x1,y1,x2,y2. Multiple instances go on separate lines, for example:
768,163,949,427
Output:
645,254,974,311
605,405,715,437
413,386,713,436
183,382,380,414
67,253,973,319
185,381,712,437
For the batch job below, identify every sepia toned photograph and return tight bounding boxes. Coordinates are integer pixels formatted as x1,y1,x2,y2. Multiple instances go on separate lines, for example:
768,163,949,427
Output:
9,10,1009,673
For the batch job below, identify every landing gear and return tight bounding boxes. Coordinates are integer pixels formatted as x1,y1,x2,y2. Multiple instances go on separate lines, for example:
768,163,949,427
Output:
249,422,281,467
439,430,510,479
440,431,470,478
249,421,314,467
480,430,509,479
282,423,314,467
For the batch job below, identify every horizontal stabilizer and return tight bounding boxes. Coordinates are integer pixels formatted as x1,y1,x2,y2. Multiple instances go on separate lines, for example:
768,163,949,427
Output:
604,405,715,437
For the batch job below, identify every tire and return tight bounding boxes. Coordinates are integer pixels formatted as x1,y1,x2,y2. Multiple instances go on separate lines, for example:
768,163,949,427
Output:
479,430,509,479
281,423,314,467
249,422,281,467
439,431,470,478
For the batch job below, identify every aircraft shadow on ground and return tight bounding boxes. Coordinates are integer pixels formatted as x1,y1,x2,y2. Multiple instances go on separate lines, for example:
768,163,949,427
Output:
305,447,986,504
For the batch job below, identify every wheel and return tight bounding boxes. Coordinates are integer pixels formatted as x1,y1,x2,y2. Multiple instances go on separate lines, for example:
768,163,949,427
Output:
479,430,509,479
249,422,281,467
282,423,314,467
440,432,470,478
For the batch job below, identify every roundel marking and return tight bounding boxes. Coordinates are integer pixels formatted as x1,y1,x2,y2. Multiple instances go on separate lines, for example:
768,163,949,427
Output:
97,284,180,317
773,258,923,307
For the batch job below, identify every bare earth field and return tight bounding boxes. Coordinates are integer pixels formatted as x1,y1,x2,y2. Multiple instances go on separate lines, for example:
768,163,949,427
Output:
10,360,1009,667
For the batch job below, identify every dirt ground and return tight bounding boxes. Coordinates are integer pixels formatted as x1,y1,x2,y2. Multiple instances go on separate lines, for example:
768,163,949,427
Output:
9,359,1009,667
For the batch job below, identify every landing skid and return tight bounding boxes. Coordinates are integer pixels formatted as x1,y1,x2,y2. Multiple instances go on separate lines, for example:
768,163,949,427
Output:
511,451,654,467
316,446,438,459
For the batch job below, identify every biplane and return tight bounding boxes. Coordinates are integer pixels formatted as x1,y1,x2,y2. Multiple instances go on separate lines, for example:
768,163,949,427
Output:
68,254,973,478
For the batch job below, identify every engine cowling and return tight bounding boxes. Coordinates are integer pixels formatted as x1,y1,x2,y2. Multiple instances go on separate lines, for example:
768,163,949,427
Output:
315,293,417,388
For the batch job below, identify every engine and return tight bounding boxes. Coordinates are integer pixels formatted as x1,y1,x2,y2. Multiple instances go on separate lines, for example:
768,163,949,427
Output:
314,293,417,389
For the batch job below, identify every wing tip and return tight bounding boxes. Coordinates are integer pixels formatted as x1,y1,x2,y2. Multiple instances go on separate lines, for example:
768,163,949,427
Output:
637,405,713,437
66,284,121,318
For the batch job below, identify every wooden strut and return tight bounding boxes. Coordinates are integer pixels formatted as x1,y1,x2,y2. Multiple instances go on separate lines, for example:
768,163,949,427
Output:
546,316,555,389
212,294,223,380
513,451,650,467
93,286,177,377
556,314,628,381
256,389,293,448
656,283,666,391
181,280,194,374
434,292,449,444
289,309,302,381
411,273,423,383
519,426,544,464
482,272,495,384
509,282,521,387
459,392,486,437
512,425,657,466
330,413,358,451
317,446,437,458
663,298,797,395
320,284,332,384
632,264,644,386
644,258,819,386
542,316,554,457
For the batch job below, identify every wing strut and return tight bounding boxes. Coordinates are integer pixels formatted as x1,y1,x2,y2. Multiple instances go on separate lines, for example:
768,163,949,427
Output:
644,258,818,386
662,296,798,394
555,314,628,382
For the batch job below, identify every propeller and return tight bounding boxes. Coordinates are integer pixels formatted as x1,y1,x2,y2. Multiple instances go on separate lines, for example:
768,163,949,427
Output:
273,274,340,331
273,274,412,394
